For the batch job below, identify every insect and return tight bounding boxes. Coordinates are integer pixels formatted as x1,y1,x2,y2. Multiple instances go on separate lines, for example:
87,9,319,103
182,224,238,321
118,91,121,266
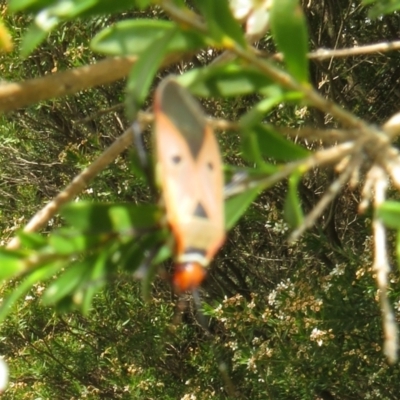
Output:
153,78,225,293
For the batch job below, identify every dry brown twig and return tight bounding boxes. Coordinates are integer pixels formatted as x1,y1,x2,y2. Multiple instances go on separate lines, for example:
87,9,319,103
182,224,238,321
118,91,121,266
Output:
7,112,152,250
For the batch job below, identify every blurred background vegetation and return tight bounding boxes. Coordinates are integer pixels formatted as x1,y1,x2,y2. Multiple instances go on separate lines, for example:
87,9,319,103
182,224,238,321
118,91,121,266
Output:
1,0,400,399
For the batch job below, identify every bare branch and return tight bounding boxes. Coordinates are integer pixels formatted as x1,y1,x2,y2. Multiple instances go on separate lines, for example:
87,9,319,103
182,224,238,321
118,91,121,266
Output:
224,142,356,198
371,166,398,364
0,52,184,113
289,151,364,243
7,124,137,249
308,40,400,60
0,57,136,113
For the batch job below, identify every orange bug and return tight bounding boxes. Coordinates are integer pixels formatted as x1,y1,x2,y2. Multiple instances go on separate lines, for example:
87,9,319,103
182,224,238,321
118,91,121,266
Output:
153,78,225,293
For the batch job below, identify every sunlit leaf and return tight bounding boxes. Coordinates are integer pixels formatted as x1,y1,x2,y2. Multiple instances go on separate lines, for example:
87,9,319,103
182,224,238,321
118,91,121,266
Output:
284,171,304,228
0,20,13,52
8,0,55,12
48,229,111,255
242,124,309,162
363,0,400,18
17,232,47,249
20,23,49,57
178,63,273,97
61,203,161,233
270,0,309,83
377,201,400,229
125,27,175,119
193,0,246,47
42,262,86,305
0,262,62,323
91,19,205,56
80,251,108,314
225,187,260,230
141,243,171,301
240,87,303,127
0,250,26,280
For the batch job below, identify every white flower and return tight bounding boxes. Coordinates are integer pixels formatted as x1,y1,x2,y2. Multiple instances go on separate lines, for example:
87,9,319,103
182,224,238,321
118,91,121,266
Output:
0,358,8,392
230,0,271,38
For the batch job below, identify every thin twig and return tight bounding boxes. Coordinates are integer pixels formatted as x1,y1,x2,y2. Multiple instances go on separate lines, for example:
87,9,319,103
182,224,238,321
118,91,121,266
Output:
0,57,136,113
371,166,398,364
289,150,364,242
224,142,356,198
0,51,185,113
7,125,137,249
308,40,400,60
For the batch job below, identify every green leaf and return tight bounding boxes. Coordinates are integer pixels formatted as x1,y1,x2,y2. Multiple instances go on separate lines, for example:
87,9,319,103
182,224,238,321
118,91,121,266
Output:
141,243,171,301
80,251,108,314
242,124,309,162
20,23,49,57
240,87,301,127
8,0,55,12
48,229,111,255
108,204,161,232
240,129,273,171
284,171,304,228
10,0,136,16
377,201,400,229
58,0,136,18
0,262,62,323
61,203,161,233
135,0,152,9
125,27,176,119
270,0,309,83
91,19,205,56
42,262,86,305
0,249,26,280
17,232,47,249
178,63,273,97
119,232,168,273
225,187,260,230
193,0,246,47
363,0,400,18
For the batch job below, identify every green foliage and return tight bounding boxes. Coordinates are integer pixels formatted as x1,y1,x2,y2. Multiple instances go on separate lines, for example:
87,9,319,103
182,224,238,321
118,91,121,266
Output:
363,0,400,18
242,123,309,162
284,171,304,228
378,201,400,229
193,0,247,47
2,0,400,399
125,26,176,118
91,19,206,56
270,0,309,83
178,63,275,97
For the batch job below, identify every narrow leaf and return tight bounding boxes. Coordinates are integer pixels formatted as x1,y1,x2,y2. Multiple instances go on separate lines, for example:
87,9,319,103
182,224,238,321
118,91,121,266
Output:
243,124,309,162
42,262,85,305
225,187,260,230
61,203,160,233
194,0,246,47
270,0,309,83
125,27,175,119
20,23,49,57
284,171,304,228
377,201,400,229
0,250,26,280
0,262,62,323
178,63,273,97
91,19,205,56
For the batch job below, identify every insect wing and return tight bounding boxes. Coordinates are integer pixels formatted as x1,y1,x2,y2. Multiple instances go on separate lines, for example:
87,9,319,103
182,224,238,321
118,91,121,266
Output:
154,79,225,262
